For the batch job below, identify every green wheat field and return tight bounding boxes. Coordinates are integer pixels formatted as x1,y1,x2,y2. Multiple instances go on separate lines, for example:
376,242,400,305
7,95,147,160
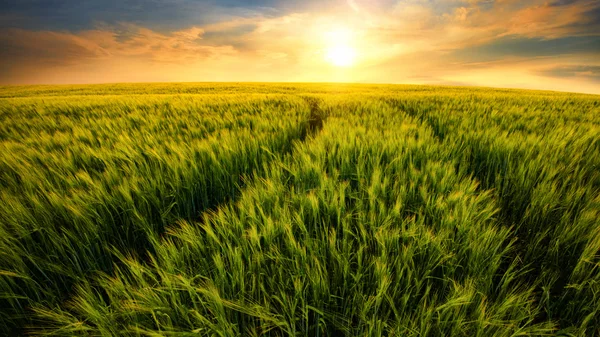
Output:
1,83,599,336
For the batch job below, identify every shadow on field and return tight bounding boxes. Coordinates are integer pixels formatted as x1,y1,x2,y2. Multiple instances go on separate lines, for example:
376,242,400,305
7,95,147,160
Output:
302,96,326,138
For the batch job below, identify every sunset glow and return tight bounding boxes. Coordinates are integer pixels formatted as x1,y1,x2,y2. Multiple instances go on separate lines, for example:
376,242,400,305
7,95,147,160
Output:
0,0,599,93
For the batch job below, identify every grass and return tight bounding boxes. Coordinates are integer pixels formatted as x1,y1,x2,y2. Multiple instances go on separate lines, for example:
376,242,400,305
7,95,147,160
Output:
0,83,598,336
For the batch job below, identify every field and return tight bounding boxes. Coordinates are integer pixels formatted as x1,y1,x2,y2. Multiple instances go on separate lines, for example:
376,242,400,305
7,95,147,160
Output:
0,83,599,336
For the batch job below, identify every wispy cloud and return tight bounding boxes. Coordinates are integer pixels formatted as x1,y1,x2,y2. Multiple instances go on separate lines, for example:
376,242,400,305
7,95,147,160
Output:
537,65,600,80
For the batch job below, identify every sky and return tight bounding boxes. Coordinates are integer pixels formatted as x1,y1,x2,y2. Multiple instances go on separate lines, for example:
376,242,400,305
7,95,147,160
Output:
1,0,600,94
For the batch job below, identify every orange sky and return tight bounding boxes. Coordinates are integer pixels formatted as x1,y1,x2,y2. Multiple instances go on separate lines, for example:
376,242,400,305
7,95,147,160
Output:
1,0,599,94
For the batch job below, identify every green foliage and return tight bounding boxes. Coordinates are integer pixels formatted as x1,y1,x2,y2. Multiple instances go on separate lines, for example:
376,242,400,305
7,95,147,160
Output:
0,83,598,336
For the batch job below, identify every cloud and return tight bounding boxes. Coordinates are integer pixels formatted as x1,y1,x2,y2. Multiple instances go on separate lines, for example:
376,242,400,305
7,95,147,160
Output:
450,36,600,62
496,0,600,38
537,65,600,80
0,29,111,66
0,25,237,67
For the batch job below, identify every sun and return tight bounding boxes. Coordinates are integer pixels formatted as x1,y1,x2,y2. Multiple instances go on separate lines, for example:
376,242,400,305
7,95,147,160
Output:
323,27,357,67
325,45,357,67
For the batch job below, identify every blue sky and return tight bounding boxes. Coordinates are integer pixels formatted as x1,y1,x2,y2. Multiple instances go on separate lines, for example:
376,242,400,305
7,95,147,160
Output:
1,0,599,93
0,0,312,30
